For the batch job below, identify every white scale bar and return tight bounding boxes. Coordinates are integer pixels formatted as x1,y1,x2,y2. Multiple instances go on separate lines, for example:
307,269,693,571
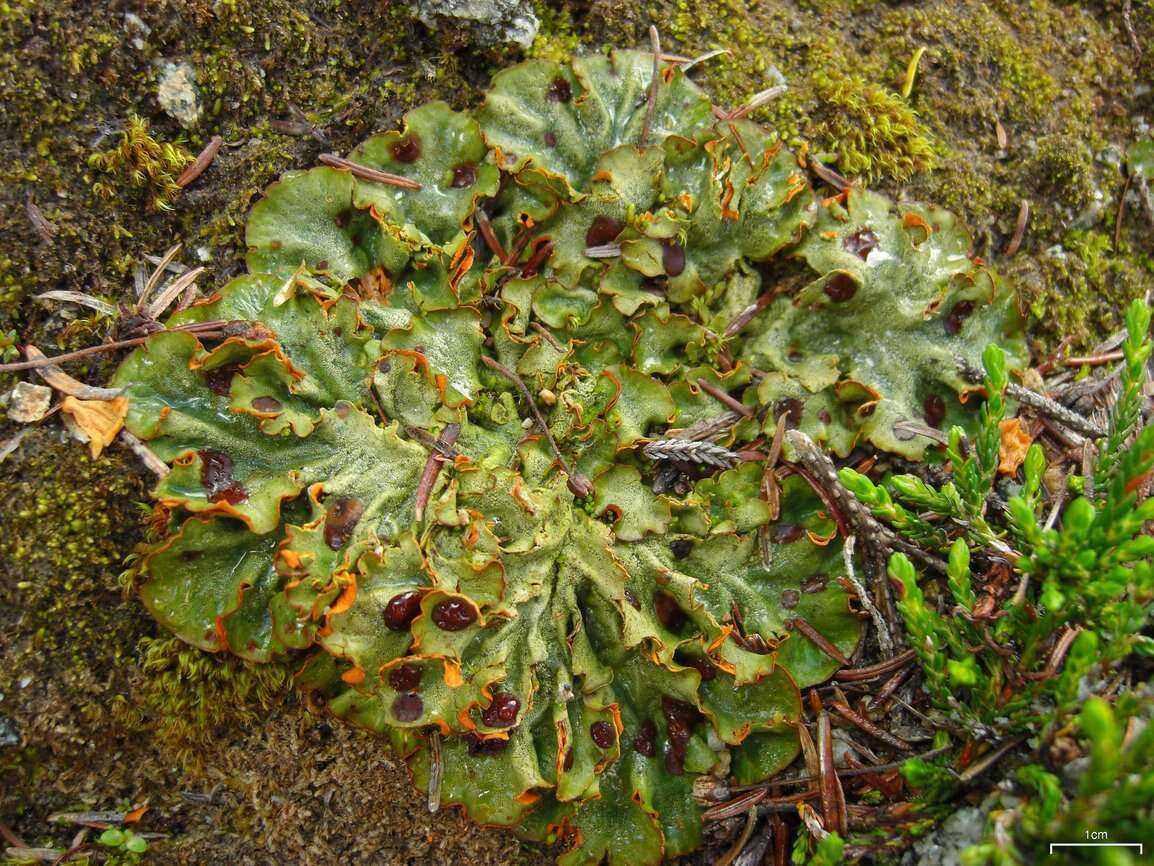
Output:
1049,843,1144,853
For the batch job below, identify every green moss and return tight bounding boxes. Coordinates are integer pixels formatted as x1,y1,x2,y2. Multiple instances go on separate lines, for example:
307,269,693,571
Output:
1023,133,1097,218
529,1,582,62
0,439,147,655
1012,229,1154,352
113,636,292,770
810,68,936,182
87,116,193,213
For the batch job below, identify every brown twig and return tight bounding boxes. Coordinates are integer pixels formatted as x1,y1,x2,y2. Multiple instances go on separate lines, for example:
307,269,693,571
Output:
842,535,895,657
414,423,461,519
790,616,851,666
119,429,169,477
502,225,533,267
529,321,565,352
957,736,1029,783
828,700,916,754
480,355,592,496
696,378,753,417
0,320,228,373
639,26,662,147
785,429,948,575
176,135,223,188
956,355,1106,439
318,153,422,190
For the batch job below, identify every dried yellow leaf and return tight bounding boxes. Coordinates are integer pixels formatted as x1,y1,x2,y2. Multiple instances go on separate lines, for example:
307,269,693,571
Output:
61,395,128,458
998,417,1033,476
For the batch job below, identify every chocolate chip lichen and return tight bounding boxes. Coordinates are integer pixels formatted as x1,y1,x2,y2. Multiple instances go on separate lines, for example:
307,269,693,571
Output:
111,50,1023,865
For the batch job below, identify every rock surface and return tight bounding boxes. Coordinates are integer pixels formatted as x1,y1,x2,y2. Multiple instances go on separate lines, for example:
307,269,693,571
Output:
414,0,538,48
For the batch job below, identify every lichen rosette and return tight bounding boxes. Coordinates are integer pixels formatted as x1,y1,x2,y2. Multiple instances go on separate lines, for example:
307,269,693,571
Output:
111,50,1024,865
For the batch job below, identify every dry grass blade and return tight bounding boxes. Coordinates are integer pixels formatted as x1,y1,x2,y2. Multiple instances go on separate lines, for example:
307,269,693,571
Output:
138,243,182,306
639,26,662,147
725,85,787,121
702,789,766,823
1114,174,1132,252
808,157,852,192
144,266,205,321
0,430,28,465
318,153,422,190
35,291,117,317
583,242,622,259
1061,350,1125,368
427,730,443,813
677,47,729,71
25,192,57,242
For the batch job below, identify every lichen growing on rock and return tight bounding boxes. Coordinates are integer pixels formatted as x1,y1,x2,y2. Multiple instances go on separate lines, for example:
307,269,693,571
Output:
101,48,1025,865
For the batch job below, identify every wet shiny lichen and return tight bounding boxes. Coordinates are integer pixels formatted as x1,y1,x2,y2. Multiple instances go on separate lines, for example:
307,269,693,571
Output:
103,49,1026,866
2,2,1152,864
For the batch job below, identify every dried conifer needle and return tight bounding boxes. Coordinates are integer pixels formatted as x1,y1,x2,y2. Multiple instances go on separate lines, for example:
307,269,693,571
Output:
318,153,422,190
639,26,661,147
176,136,223,188
696,378,753,417
828,700,915,753
415,423,461,520
789,616,850,665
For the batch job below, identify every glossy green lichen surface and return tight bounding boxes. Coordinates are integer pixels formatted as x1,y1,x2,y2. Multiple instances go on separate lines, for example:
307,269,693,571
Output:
111,50,1024,865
